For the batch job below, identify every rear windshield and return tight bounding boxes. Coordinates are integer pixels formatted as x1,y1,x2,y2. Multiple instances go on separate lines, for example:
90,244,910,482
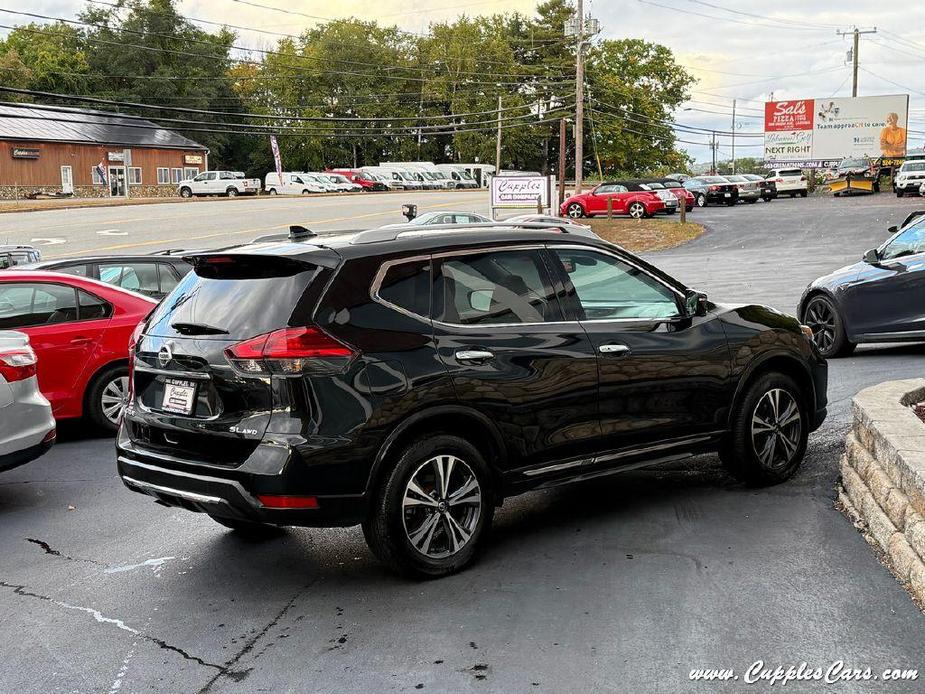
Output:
902,162,925,172
146,257,324,339
779,169,803,176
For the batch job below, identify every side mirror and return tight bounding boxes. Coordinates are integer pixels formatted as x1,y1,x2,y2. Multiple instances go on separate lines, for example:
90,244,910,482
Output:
468,290,492,312
888,225,898,235
402,203,417,221
863,248,881,264
684,289,708,317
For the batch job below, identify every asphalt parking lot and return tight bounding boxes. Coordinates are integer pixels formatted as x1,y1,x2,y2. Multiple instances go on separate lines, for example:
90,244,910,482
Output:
2,192,925,693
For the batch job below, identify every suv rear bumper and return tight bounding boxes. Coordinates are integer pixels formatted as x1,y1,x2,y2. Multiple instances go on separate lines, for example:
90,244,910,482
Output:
116,451,367,528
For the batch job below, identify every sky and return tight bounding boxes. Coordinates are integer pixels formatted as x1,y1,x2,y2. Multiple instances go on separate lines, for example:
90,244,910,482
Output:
8,0,925,164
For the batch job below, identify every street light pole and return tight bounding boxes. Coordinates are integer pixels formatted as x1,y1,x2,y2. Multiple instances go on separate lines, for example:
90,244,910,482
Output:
731,99,736,175
495,94,502,174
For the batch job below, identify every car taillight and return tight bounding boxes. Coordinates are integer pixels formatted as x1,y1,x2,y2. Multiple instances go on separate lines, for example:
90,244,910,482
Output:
775,178,784,183
257,495,319,509
225,326,356,376
128,319,145,374
0,348,37,383
800,176,806,181
708,185,718,191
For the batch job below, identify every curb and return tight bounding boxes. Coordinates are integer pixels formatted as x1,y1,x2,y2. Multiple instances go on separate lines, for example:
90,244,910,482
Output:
840,378,925,609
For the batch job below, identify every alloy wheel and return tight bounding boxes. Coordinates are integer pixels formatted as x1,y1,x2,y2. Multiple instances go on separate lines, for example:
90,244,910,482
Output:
751,388,802,470
629,202,645,219
402,454,482,559
101,376,129,425
696,194,706,207
567,203,584,218
805,297,836,353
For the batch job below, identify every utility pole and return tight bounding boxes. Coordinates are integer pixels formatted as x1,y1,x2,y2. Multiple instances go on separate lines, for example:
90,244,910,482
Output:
495,94,502,174
711,131,717,175
558,117,567,206
565,4,599,194
731,99,736,174
837,26,877,97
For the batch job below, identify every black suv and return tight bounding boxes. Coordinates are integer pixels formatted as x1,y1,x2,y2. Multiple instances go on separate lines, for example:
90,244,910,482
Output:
117,223,827,577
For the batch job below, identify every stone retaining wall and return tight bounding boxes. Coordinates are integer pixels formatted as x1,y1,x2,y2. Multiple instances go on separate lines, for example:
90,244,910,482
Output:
0,184,177,200
839,378,925,606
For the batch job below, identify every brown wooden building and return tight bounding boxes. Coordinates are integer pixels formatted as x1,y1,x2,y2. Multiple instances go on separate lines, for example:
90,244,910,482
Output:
0,103,208,199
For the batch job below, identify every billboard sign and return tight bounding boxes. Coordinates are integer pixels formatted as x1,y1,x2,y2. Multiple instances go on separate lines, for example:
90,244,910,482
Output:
490,175,553,209
764,94,909,168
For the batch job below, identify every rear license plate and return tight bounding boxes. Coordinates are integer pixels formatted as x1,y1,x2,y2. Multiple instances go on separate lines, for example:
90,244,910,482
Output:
161,378,197,415
724,192,731,197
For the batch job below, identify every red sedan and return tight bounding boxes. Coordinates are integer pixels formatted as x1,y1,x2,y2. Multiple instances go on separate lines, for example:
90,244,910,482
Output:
560,183,665,219
0,271,155,432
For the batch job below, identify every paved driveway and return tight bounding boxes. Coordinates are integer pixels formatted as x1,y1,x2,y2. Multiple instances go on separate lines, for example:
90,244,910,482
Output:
1,194,924,693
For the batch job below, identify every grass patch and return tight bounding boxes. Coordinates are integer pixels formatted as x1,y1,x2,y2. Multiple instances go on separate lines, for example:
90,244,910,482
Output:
586,217,705,252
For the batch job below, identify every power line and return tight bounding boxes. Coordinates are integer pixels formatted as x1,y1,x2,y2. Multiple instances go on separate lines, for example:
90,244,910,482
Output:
636,0,830,32
683,0,840,30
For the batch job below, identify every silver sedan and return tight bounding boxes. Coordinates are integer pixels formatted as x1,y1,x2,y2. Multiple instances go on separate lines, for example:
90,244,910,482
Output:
0,331,55,472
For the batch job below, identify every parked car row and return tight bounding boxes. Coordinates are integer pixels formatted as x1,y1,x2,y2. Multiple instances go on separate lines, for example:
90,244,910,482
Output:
176,165,482,198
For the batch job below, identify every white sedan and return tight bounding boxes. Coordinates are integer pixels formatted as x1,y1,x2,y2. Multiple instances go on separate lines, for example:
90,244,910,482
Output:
0,331,55,473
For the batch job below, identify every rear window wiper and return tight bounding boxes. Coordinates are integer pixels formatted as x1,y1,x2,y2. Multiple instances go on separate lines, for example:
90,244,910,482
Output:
170,322,229,336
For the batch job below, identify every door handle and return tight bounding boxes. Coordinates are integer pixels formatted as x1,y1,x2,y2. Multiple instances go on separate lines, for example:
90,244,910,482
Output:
70,336,92,345
599,344,631,356
455,350,494,363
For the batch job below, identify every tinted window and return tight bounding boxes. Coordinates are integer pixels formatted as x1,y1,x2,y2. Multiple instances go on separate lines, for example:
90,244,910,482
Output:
158,264,185,294
98,262,160,295
52,263,90,277
780,169,803,176
0,283,79,329
882,221,925,260
553,249,680,320
146,259,324,340
0,255,10,270
902,162,925,172
434,250,561,325
78,290,112,321
377,259,430,317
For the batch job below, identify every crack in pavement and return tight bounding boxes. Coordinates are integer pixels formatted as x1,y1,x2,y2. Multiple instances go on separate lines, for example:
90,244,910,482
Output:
25,538,105,566
196,578,321,694
0,581,245,678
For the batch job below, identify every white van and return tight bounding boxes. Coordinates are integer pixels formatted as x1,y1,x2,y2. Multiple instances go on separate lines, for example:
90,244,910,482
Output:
433,164,480,189
265,172,324,195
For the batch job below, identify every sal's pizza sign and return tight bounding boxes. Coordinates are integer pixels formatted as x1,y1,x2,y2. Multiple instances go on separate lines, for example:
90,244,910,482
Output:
765,100,814,131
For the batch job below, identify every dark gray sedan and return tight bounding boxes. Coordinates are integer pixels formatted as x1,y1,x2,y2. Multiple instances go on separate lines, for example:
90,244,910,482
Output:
798,211,925,357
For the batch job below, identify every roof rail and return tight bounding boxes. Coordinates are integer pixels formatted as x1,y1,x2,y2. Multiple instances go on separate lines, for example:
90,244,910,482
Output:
350,221,596,245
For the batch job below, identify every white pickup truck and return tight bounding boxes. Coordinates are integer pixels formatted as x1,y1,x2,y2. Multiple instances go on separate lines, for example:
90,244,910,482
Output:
177,171,261,198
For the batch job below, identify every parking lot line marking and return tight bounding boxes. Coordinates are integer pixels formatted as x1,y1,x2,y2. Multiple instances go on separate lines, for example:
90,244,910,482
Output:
43,200,474,257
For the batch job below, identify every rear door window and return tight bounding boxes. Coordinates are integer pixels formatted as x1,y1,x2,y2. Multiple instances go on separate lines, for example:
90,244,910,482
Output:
433,249,562,325
78,290,112,321
98,262,160,296
0,283,79,329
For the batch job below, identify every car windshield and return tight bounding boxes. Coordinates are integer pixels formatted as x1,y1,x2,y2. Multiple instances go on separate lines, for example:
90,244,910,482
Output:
840,159,867,169
725,175,747,182
646,183,665,189
902,162,925,172
883,219,925,260
702,177,727,183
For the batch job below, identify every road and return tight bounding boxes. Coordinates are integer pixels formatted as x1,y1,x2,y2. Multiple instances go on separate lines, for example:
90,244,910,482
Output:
2,192,925,693
0,191,490,258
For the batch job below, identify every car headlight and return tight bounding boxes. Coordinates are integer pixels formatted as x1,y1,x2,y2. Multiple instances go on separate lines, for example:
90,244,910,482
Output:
800,324,814,340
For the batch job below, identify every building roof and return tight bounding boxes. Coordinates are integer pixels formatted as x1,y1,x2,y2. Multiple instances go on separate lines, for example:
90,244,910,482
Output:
0,103,206,150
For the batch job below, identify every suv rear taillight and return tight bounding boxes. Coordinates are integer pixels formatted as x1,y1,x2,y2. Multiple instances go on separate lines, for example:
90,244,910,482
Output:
708,185,718,191
225,326,356,376
0,347,37,383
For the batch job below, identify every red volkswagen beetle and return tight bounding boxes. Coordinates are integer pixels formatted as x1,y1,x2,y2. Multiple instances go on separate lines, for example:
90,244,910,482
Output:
0,271,155,432
560,183,666,219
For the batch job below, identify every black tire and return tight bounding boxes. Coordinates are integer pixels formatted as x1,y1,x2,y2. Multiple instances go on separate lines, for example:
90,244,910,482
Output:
179,187,192,199
226,187,238,197
696,193,707,207
721,372,808,486
85,364,129,433
800,190,808,198
762,196,773,202
628,202,646,219
268,188,278,195
301,189,310,195
746,198,758,204
209,515,284,539
362,434,494,578
725,198,736,206
566,202,585,218
802,294,856,358
896,190,904,198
